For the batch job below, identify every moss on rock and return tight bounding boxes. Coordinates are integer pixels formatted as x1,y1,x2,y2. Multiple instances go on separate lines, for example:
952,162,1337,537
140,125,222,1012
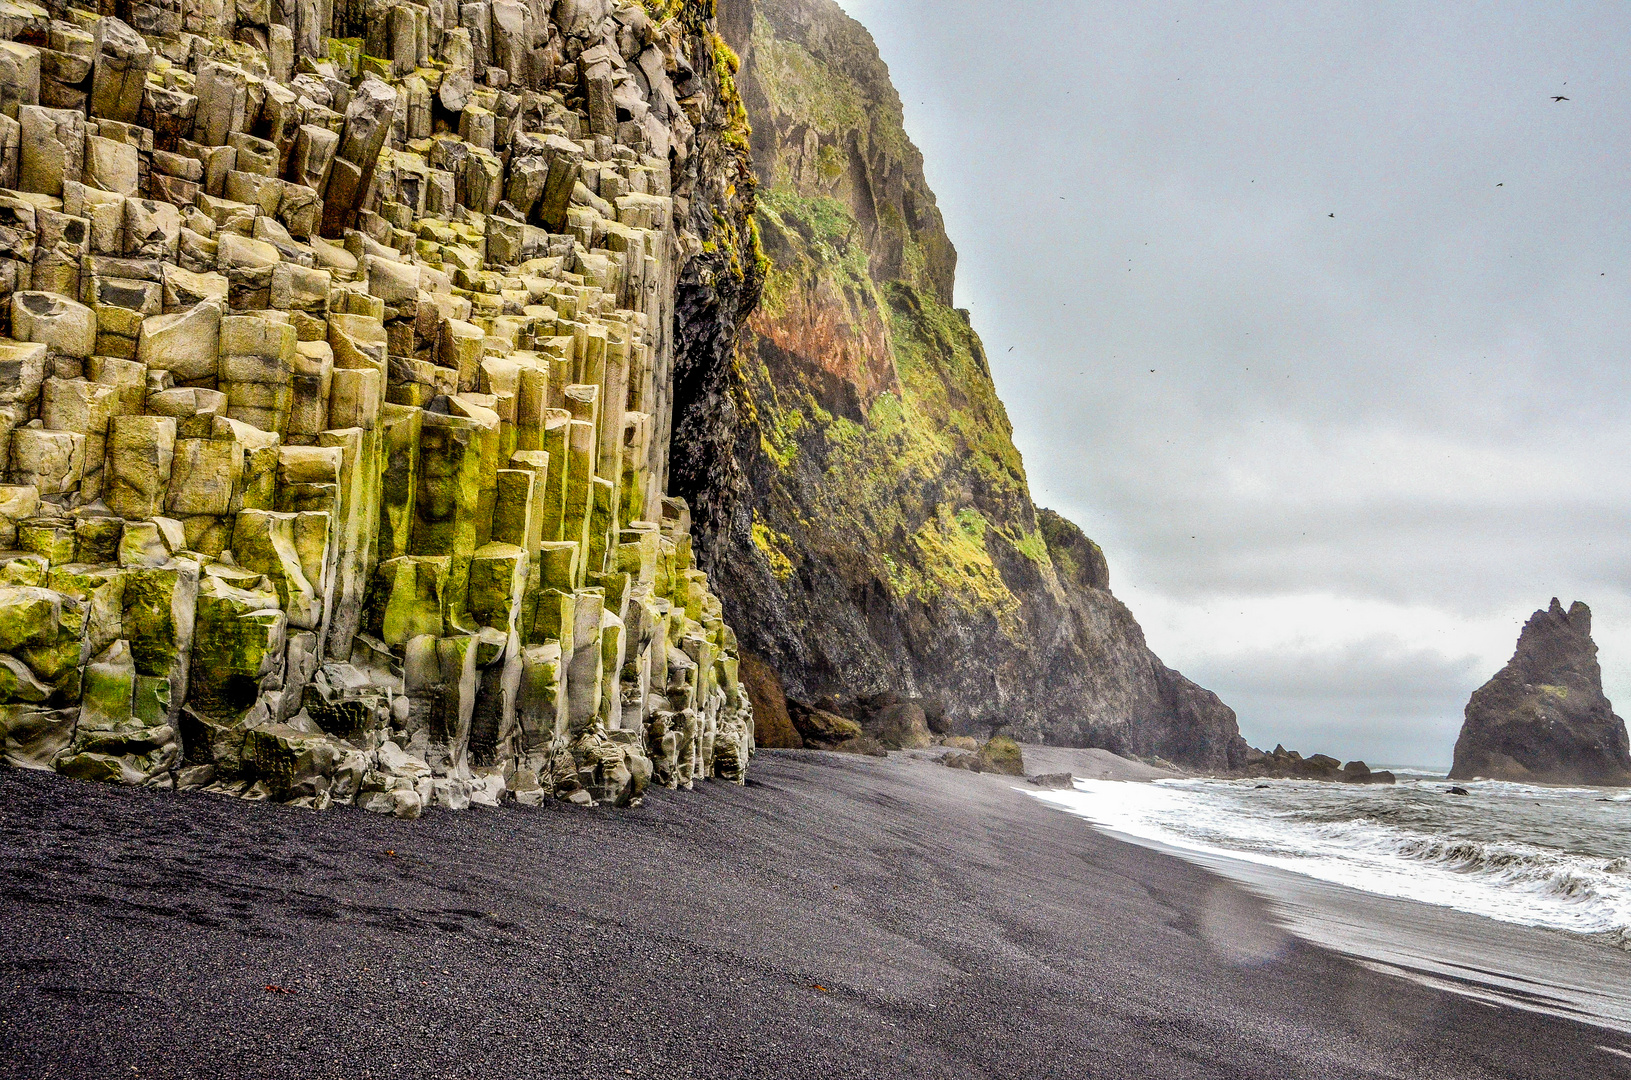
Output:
978,736,1025,777
703,0,1247,771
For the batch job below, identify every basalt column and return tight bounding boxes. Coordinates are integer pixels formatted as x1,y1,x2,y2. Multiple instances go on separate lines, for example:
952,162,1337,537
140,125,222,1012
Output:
0,0,760,815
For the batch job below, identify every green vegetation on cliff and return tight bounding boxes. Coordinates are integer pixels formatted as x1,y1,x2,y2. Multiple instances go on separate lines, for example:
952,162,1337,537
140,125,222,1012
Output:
751,182,1051,634
731,0,1055,635
710,0,1244,769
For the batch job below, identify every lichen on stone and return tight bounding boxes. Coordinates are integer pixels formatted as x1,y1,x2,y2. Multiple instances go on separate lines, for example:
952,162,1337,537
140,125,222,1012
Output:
749,510,793,580
0,0,765,813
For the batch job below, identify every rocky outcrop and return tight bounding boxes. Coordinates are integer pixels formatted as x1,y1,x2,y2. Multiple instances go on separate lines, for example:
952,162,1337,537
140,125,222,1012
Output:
0,0,763,812
707,0,1246,770
943,735,1024,777
1026,772,1074,790
1240,746,1395,785
1450,600,1631,786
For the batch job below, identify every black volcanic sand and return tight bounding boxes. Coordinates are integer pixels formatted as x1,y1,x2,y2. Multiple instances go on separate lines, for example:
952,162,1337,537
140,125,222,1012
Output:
2,751,1628,1079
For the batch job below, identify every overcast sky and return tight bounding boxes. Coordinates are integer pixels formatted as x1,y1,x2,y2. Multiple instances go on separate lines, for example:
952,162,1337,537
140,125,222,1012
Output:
831,0,1631,765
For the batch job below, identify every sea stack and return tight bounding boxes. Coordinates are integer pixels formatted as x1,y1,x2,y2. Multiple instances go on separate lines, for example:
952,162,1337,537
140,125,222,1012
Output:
1450,599,1631,786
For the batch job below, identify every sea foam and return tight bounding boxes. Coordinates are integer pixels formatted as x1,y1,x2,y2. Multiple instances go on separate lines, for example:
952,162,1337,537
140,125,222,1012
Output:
1033,776,1631,940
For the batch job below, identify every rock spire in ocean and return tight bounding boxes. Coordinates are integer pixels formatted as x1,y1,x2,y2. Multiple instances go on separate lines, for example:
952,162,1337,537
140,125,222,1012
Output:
1450,599,1631,786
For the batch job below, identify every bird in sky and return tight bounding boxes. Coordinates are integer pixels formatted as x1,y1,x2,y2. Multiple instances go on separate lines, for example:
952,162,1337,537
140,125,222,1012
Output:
1328,213,1335,218
1553,95,1569,101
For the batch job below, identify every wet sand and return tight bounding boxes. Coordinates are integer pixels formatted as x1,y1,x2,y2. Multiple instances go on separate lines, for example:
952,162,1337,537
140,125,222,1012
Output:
1111,833,1631,1035
2,750,1628,1079
1019,754,1631,1035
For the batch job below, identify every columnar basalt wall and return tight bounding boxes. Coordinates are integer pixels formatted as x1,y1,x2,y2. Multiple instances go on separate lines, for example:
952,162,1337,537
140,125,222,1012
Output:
0,0,761,814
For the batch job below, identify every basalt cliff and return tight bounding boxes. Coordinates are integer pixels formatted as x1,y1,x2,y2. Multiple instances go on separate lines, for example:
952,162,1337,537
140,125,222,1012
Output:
701,0,1246,769
1451,599,1631,786
0,0,763,813
0,0,1244,817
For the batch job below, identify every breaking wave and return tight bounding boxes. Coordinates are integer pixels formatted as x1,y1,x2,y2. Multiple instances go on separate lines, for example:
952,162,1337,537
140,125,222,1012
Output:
1032,775,1631,940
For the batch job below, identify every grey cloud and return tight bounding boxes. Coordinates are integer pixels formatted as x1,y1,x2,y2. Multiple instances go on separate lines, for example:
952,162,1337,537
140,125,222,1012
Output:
834,0,1631,759
1099,501,1631,600
1181,639,1491,767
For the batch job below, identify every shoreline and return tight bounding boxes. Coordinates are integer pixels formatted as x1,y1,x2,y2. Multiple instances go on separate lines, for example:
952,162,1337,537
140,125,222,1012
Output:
912,744,1631,1039
1018,756,1631,1034
4,752,1630,1077
1070,818,1631,1034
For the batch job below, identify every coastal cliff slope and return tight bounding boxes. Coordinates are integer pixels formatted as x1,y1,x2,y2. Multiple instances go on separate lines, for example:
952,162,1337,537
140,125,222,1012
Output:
699,0,1246,769
1451,599,1631,786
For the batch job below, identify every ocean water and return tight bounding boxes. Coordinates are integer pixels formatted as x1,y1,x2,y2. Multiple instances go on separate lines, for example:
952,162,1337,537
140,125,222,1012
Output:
1031,771,1631,947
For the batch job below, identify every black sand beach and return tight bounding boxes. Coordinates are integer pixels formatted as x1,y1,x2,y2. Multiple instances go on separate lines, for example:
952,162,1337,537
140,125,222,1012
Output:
2,750,1629,1079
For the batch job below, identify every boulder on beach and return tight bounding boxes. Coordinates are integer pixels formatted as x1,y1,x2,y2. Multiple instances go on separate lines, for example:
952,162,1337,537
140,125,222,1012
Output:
785,699,886,756
1026,772,1075,790
787,700,863,748
979,736,1025,776
782,693,940,753
941,736,1026,777
1450,600,1631,786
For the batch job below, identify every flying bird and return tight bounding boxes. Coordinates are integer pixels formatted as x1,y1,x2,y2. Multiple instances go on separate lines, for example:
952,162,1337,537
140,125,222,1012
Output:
1553,95,1569,101
1328,213,1335,218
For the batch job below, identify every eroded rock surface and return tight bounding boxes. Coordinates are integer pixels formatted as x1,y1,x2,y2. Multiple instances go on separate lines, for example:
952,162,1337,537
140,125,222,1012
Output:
1450,599,1631,786
0,0,763,811
942,735,1024,777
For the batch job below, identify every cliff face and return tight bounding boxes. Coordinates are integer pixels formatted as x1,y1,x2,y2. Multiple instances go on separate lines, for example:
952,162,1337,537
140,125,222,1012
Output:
1451,600,1631,786
709,0,1246,769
